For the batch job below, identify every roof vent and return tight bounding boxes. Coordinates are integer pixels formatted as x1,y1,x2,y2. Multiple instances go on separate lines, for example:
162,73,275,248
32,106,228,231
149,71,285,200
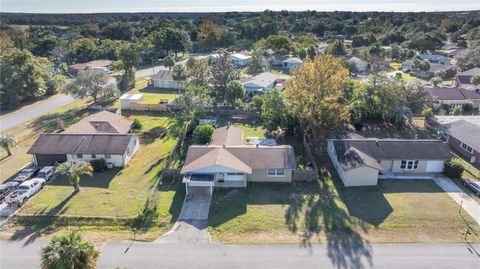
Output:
375,140,379,146
223,144,226,148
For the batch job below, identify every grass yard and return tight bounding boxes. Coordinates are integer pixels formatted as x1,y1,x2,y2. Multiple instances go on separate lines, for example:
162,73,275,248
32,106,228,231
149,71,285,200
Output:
208,167,480,244
19,115,178,218
113,85,180,108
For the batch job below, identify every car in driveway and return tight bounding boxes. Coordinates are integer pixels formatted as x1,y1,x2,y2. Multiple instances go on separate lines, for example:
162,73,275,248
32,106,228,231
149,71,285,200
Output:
13,167,40,183
36,166,55,181
6,178,45,206
463,179,480,196
0,182,20,203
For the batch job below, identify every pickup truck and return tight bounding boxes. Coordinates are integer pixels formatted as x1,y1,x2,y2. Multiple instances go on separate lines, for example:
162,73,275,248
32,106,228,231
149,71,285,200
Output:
6,178,45,206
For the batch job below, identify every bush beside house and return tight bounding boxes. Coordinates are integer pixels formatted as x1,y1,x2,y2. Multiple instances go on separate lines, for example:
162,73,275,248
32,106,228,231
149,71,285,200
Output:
192,124,214,144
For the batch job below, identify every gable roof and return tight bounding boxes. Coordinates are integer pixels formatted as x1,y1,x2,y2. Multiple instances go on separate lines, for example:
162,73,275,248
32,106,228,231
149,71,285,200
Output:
211,126,243,146
430,87,480,101
331,139,452,171
64,111,132,134
241,72,285,88
284,57,303,64
181,145,296,174
28,134,133,155
151,70,174,81
230,53,251,60
458,67,480,77
68,60,113,71
419,54,450,62
181,126,296,174
445,120,480,151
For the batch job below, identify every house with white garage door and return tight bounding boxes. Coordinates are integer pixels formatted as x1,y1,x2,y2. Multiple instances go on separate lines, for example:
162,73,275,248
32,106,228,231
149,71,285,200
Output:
180,126,296,194
327,139,452,187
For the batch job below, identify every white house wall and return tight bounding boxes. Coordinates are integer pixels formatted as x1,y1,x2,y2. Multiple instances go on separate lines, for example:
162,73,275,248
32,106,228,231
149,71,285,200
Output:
343,166,379,186
67,154,124,166
123,136,140,165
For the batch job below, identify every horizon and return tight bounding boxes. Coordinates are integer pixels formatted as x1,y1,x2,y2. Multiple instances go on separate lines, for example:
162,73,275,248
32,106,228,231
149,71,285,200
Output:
2,0,479,14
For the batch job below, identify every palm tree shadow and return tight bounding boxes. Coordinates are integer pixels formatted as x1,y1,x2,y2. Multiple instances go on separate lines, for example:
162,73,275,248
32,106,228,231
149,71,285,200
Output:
9,191,77,245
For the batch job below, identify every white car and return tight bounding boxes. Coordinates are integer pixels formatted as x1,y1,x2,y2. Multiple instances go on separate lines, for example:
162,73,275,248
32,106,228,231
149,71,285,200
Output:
6,178,45,206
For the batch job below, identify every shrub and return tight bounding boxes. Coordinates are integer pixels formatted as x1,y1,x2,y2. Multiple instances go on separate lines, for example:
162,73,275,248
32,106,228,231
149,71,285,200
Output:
463,103,473,113
90,158,107,172
192,124,215,144
421,107,433,119
131,117,143,131
444,158,464,178
451,106,462,115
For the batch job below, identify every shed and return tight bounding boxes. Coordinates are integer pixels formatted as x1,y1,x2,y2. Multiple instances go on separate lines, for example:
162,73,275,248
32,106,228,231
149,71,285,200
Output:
120,94,144,109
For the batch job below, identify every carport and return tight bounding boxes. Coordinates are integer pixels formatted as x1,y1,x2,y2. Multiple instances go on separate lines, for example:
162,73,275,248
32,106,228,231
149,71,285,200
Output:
33,154,67,166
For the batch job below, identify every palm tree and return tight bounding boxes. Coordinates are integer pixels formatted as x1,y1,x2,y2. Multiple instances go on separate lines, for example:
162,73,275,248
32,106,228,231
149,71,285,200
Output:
55,161,93,192
0,135,16,156
41,230,99,269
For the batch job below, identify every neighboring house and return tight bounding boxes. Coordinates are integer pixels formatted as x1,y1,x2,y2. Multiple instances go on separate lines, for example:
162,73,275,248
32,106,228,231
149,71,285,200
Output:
120,94,144,110
180,126,296,194
63,110,132,134
437,42,465,58
241,72,288,96
28,111,139,166
67,60,113,75
347,56,368,73
455,67,480,92
419,54,451,65
440,120,480,165
282,57,303,71
318,42,328,54
430,87,480,109
404,60,454,80
151,70,183,89
229,53,251,67
327,139,452,187
434,115,480,126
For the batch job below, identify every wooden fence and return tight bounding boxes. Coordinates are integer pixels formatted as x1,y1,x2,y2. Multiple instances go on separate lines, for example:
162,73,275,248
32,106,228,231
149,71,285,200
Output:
128,103,168,111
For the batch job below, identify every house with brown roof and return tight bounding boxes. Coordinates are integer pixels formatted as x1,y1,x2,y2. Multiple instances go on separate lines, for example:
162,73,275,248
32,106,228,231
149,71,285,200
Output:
327,139,452,187
67,60,113,75
151,70,183,89
28,111,139,167
180,126,296,194
430,87,480,109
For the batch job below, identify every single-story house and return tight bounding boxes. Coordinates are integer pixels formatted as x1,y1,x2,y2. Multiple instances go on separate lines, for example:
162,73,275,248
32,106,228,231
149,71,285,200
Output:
347,56,368,73
283,57,303,71
455,67,480,92
151,70,183,89
430,87,480,109
327,139,452,187
401,60,454,79
28,134,139,167
120,94,144,110
67,60,113,75
229,53,251,67
180,126,296,194
440,120,480,165
419,54,451,65
241,72,288,96
63,110,132,134
28,110,139,166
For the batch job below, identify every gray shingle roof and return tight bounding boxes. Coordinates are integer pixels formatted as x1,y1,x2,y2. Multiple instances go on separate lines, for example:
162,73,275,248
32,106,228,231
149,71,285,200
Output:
332,139,452,171
445,120,480,152
211,126,243,146
430,87,480,101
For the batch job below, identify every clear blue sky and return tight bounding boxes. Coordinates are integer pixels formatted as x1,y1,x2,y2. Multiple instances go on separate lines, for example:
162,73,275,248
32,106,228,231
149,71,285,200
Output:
2,0,479,13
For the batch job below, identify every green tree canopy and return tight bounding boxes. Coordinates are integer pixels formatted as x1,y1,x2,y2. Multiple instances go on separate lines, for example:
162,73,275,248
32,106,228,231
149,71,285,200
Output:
64,69,119,103
192,124,215,144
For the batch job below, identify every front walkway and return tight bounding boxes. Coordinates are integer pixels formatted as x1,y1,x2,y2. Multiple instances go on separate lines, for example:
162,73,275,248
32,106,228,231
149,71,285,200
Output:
156,186,212,243
432,176,480,225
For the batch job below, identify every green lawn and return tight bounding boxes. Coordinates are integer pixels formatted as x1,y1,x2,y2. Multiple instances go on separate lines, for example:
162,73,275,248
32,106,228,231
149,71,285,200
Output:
114,86,180,108
208,168,480,243
19,115,179,218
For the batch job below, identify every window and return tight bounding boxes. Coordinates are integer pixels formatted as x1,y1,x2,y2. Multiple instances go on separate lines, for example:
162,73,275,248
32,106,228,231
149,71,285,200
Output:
461,143,473,154
105,154,111,159
267,168,286,177
76,154,83,158
400,160,419,170
227,173,244,176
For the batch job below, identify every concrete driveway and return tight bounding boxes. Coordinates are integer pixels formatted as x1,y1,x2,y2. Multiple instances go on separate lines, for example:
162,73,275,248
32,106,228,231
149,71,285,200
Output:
432,176,480,225
157,186,212,243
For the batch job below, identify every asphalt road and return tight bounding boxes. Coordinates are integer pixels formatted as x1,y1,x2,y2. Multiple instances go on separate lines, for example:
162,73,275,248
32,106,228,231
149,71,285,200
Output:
0,95,75,132
2,240,479,269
